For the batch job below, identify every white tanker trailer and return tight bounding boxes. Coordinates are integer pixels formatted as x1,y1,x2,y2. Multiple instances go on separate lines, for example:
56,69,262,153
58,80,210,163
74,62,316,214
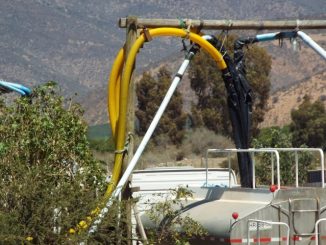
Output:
131,148,325,245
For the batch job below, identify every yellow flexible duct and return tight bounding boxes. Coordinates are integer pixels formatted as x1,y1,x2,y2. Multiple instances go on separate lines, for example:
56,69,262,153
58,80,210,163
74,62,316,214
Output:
108,48,124,139
72,28,227,234
106,27,227,200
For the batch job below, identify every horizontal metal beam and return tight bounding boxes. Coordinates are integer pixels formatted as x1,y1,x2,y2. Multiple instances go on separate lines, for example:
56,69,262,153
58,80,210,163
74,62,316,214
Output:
119,18,326,30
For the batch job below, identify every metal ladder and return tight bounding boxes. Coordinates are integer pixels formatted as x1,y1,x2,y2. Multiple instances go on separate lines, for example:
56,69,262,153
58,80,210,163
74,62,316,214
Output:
289,198,320,244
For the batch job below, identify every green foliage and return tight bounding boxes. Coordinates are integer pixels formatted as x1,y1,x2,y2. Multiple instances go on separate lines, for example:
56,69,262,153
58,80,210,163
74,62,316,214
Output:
88,137,115,152
290,95,326,150
87,123,112,140
189,34,272,137
136,66,187,145
146,188,207,244
252,127,312,186
87,199,135,244
0,82,107,243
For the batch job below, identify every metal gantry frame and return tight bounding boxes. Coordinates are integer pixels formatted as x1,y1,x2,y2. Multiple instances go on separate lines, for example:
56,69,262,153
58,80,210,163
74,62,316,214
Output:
87,17,326,238
115,16,326,203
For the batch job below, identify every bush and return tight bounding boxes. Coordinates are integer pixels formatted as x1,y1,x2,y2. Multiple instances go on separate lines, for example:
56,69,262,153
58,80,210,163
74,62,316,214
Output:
252,127,313,186
181,127,234,156
0,82,107,243
134,128,234,169
290,95,326,150
146,188,207,244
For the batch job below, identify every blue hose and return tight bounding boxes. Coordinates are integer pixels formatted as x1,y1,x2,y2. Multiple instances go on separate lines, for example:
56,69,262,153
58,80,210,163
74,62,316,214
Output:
256,31,297,42
0,80,31,96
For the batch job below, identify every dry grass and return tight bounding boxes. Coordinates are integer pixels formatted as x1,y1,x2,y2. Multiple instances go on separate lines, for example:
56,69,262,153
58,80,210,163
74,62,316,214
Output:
96,128,234,172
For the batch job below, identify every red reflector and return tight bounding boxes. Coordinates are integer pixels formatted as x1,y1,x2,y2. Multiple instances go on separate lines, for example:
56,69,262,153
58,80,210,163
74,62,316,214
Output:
232,212,239,220
270,185,277,192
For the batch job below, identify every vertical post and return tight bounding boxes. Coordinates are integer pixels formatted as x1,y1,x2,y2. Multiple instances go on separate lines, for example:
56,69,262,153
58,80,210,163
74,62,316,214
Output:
257,221,260,245
251,152,256,189
228,152,231,187
295,151,299,187
205,150,208,186
271,152,274,185
123,16,138,245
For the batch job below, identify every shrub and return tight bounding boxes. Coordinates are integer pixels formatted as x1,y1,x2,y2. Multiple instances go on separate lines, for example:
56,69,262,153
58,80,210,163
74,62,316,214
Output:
0,82,107,243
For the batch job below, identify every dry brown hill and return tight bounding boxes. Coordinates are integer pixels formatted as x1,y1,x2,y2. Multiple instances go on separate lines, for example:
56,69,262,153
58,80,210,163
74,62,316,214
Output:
1,0,325,125
260,71,326,128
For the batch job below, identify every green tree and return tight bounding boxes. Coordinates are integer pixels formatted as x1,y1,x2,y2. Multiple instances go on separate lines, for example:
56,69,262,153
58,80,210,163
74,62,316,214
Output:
136,66,187,145
290,95,326,150
189,35,272,137
252,127,312,186
0,82,108,243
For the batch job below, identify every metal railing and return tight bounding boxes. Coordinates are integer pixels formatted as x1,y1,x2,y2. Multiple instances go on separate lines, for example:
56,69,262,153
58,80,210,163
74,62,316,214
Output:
206,149,280,189
315,218,326,245
260,148,325,188
206,148,324,189
247,219,290,245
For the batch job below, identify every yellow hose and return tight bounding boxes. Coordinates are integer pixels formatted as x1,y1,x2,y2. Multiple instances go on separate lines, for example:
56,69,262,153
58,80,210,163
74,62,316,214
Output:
106,28,227,200
108,48,124,139
72,28,227,234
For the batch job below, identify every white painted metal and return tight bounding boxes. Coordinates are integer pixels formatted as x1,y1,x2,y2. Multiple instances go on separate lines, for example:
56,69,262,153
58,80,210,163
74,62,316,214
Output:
131,167,237,190
271,153,274,185
252,152,255,189
207,149,281,189
247,219,290,245
130,167,239,232
297,31,326,60
315,218,326,245
295,151,299,187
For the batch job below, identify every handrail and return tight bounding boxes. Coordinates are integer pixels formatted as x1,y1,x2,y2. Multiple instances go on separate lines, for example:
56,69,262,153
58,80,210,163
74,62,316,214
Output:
247,219,290,245
260,148,325,188
315,218,326,245
206,149,280,189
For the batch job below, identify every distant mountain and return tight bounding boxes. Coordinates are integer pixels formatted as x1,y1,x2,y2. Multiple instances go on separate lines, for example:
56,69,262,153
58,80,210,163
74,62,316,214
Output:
1,0,325,124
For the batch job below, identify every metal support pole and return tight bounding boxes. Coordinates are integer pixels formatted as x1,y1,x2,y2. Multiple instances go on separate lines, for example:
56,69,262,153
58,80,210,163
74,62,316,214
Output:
133,205,148,244
297,31,326,60
124,16,138,245
119,18,326,30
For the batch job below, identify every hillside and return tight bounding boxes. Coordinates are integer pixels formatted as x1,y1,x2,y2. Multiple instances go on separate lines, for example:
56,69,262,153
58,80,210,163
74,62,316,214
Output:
260,70,326,128
85,35,326,125
0,0,325,124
